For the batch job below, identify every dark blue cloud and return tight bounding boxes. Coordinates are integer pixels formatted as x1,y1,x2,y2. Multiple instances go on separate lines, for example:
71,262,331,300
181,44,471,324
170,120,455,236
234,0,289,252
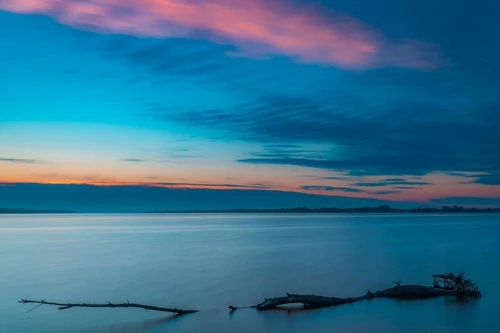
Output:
0,157,45,164
432,197,500,206
301,186,363,193
167,95,500,179
354,180,432,187
90,34,278,96
459,174,500,186
319,0,500,78
101,38,230,78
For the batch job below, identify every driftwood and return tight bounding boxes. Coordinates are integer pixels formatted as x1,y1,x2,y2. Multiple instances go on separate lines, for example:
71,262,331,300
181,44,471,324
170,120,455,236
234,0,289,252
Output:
19,272,480,316
230,272,481,312
18,299,198,315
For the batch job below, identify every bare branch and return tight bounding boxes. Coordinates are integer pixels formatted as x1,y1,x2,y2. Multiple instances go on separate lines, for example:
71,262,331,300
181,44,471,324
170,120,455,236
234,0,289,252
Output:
230,272,481,311
18,299,198,315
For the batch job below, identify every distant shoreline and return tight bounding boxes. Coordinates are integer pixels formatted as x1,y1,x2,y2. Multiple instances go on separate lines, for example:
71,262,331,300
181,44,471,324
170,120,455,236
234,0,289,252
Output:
0,209,76,214
2,205,499,214
147,206,500,214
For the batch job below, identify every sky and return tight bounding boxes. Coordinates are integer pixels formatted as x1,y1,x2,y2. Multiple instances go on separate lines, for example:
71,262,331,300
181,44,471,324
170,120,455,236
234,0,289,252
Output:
1,0,499,210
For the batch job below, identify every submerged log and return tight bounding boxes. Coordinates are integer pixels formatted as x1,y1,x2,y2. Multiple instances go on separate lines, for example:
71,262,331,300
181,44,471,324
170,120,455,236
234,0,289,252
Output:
250,287,455,311
18,299,198,315
230,272,481,312
372,285,457,299
255,294,367,311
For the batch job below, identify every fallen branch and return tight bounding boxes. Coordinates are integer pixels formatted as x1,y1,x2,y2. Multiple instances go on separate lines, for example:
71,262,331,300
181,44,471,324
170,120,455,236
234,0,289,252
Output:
230,272,481,312
371,284,457,299
19,272,480,316
18,299,198,315
256,293,366,311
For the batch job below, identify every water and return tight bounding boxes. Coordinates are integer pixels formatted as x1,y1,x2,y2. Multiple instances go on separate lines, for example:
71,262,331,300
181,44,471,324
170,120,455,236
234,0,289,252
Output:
1,213,499,333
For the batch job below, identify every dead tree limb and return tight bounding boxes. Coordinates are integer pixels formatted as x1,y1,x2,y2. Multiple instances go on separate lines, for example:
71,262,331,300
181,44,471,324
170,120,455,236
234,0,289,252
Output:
18,299,198,315
18,272,480,316
371,285,457,299
230,272,481,312
255,293,367,311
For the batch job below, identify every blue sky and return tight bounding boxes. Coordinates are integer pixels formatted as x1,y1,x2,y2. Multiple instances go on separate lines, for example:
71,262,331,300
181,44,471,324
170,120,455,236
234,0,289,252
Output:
0,0,499,210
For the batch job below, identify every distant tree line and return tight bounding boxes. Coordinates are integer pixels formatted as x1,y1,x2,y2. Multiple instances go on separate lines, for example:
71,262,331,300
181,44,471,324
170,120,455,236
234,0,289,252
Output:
0,208,75,214
2,205,499,214
148,205,500,214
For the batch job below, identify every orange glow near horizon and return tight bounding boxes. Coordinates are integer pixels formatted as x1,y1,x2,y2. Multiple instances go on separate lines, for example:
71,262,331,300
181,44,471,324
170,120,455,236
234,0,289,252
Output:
3,169,500,205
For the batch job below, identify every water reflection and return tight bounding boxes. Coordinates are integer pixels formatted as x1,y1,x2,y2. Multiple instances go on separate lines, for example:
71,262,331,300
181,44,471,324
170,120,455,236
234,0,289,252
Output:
1,213,499,333
86,315,184,333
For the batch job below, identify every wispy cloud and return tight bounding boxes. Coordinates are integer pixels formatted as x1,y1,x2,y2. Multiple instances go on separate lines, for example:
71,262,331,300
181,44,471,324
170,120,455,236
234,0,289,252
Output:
301,185,403,196
0,0,439,69
354,180,432,187
458,174,500,186
0,157,45,164
158,182,270,190
21,176,271,190
301,185,363,193
167,95,500,178
120,158,146,163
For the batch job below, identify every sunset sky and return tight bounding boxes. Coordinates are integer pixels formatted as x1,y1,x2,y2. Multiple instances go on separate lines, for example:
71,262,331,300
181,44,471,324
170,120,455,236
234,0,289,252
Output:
1,0,499,210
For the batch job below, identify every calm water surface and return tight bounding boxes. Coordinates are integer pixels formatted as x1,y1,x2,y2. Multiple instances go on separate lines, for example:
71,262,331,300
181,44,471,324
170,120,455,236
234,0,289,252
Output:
1,213,499,333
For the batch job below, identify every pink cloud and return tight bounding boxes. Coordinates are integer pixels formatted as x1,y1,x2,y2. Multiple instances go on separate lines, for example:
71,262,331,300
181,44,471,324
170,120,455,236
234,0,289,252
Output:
0,0,440,69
